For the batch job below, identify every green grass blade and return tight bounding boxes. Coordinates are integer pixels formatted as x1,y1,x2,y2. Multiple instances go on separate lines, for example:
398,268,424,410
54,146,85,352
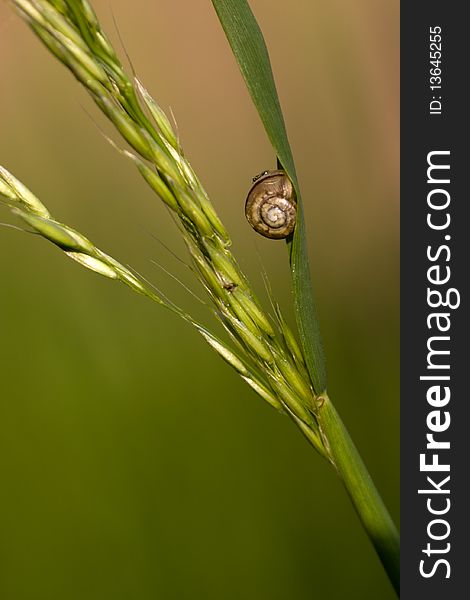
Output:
211,0,326,393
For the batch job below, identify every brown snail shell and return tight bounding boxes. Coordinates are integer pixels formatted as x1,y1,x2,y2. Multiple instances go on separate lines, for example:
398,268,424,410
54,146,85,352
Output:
245,170,296,239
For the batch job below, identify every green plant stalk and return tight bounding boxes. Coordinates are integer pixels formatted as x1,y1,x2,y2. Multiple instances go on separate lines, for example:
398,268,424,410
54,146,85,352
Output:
7,0,399,593
317,395,400,594
210,1,399,592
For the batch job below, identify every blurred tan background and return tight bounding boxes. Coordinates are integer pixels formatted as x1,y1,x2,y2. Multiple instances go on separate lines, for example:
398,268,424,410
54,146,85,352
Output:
0,1,399,598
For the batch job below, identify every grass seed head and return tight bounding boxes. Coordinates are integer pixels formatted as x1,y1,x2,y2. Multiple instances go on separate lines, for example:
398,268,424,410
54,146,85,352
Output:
7,0,319,447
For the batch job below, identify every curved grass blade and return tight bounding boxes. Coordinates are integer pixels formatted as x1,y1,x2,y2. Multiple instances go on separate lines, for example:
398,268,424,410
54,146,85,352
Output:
210,0,326,393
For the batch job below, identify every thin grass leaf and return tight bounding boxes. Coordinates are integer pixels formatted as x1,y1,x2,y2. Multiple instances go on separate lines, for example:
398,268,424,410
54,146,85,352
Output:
210,0,326,393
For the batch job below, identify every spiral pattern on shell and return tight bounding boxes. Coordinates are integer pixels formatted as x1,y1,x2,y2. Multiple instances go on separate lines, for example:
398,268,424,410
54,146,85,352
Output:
245,170,297,239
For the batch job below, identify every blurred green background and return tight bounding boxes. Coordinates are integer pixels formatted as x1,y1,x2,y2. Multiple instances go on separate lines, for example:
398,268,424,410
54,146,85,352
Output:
0,1,399,598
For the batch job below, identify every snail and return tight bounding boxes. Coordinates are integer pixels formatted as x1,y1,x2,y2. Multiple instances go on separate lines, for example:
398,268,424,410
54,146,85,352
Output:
245,170,297,239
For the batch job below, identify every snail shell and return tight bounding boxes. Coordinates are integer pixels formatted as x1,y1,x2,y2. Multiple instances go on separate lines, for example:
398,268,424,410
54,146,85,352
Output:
245,170,296,239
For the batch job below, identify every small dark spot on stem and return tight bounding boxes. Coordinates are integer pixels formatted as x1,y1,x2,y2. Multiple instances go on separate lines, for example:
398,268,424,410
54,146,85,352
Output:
223,282,238,293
